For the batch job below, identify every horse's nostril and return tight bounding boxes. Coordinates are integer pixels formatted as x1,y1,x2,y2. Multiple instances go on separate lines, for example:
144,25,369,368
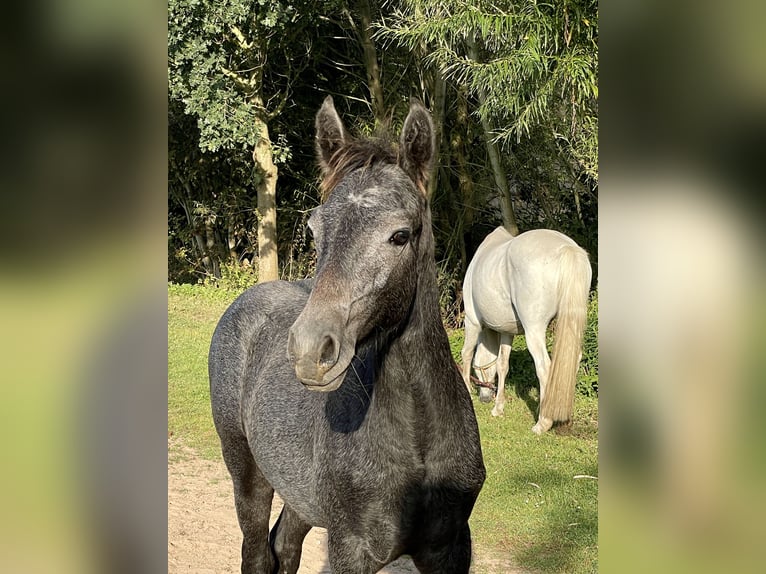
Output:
318,334,339,367
287,328,297,364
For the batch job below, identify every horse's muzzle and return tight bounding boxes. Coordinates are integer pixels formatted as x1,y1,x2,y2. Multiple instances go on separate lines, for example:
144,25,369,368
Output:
287,325,348,391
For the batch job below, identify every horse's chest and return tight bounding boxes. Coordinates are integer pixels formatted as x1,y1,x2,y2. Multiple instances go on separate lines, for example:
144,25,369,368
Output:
323,447,424,504
318,453,422,546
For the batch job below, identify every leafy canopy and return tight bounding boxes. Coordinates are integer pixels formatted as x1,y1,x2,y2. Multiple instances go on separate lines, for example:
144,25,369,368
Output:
378,0,598,181
168,0,305,152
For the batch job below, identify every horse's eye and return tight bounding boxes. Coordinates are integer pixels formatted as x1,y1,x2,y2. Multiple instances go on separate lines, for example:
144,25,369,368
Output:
389,230,410,246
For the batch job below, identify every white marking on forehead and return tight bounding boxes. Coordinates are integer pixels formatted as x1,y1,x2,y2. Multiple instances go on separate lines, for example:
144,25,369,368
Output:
348,185,388,208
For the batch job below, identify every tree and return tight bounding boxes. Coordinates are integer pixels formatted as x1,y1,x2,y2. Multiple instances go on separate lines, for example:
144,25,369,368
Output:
168,1,598,303
169,0,313,282
379,0,599,226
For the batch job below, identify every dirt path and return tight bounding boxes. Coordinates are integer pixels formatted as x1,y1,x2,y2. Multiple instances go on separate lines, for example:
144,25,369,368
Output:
168,439,524,573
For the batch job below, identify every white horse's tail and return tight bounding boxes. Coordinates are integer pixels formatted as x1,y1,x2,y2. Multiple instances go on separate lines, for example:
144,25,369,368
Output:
540,245,592,424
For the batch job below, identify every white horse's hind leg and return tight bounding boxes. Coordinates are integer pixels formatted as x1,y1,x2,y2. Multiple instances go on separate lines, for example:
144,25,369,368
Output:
460,320,481,396
491,334,514,417
525,325,553,434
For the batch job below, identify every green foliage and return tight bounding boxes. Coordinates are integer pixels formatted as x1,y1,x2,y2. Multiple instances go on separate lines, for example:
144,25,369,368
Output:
168,281,243,304
447,328,464,363
202,261,259,292
168,0,299,151
168,96,260,281
168,0,402,284
374,0,598,295
577,288,598,397
378,0,598,183
437,262,463,327
168,0,333,283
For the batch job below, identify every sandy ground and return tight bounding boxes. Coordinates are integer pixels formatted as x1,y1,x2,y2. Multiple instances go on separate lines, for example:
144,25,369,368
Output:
168,439,524,573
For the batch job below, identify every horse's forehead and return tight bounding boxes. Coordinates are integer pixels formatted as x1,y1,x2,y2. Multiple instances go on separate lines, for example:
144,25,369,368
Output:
348,185,388,208
331,166,419,213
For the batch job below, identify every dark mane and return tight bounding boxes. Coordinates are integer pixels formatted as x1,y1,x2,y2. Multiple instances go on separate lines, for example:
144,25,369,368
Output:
320,138,397,201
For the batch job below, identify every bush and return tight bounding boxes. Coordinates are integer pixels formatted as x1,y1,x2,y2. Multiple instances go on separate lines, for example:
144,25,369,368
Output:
201,261,258,292
576,289,598,397
167,281,241,304
437,264,463,328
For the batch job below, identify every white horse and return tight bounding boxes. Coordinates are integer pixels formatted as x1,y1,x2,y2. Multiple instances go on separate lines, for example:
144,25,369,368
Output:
461,227,592,434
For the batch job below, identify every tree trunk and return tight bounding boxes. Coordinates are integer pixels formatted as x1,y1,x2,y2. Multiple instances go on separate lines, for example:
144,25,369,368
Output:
192,231,214,277
204,216,221,278
467,38,519,236
355,0,386,128
482,125,518,236
452,85,474,274
253,113,279,283
453,86,475,228
427,72,447,199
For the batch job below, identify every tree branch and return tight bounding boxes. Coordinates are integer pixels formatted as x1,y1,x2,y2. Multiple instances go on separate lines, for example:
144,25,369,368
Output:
229,25,253,50
221,66,255,90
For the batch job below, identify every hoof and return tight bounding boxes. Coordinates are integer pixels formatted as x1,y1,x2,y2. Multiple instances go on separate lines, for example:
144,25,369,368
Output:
491,406,504,417
531,416,553,435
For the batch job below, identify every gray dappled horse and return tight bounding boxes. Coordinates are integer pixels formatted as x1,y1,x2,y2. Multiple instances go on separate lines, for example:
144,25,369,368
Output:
461,227,592,434
209,97,485,574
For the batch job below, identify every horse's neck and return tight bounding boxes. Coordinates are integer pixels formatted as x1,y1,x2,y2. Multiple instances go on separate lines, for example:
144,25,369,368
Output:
408,232,457,382
363,231,482,475
373,249,461,428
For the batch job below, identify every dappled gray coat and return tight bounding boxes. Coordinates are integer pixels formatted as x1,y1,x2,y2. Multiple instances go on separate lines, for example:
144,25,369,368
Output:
209,97,485,574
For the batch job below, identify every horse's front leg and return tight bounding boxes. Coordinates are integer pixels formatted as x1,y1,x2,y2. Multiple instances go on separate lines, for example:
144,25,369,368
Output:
411,522,472,574
327,532,386,574
220,434,276,574
491,334,514,417
460,320,481,396
269,504,311,574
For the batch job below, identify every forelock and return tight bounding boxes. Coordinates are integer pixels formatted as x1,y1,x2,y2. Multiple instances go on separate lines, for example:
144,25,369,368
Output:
319,138,397,201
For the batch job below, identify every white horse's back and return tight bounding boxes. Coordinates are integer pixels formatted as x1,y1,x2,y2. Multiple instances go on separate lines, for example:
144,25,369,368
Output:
508,230,584,327
464,228,584,332
461,227,592,433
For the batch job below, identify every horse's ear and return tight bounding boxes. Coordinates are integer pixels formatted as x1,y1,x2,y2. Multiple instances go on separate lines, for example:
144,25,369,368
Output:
399,98,435,197
315,96,347,173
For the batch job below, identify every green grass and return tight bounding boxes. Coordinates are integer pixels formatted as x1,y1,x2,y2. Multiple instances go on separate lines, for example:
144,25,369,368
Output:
168,283,239,458
469,393,598,572
448,329,598,573
168,283,598,573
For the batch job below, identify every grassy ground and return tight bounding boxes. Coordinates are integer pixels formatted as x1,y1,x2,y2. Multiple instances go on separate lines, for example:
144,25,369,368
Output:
168,284,237,459
168,283,598,573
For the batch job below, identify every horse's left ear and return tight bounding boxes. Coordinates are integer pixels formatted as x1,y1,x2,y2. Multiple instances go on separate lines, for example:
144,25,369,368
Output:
399,99,435,197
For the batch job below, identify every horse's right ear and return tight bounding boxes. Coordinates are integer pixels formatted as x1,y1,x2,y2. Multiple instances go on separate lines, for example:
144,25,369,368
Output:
399,98,435,197
315,96,347,173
